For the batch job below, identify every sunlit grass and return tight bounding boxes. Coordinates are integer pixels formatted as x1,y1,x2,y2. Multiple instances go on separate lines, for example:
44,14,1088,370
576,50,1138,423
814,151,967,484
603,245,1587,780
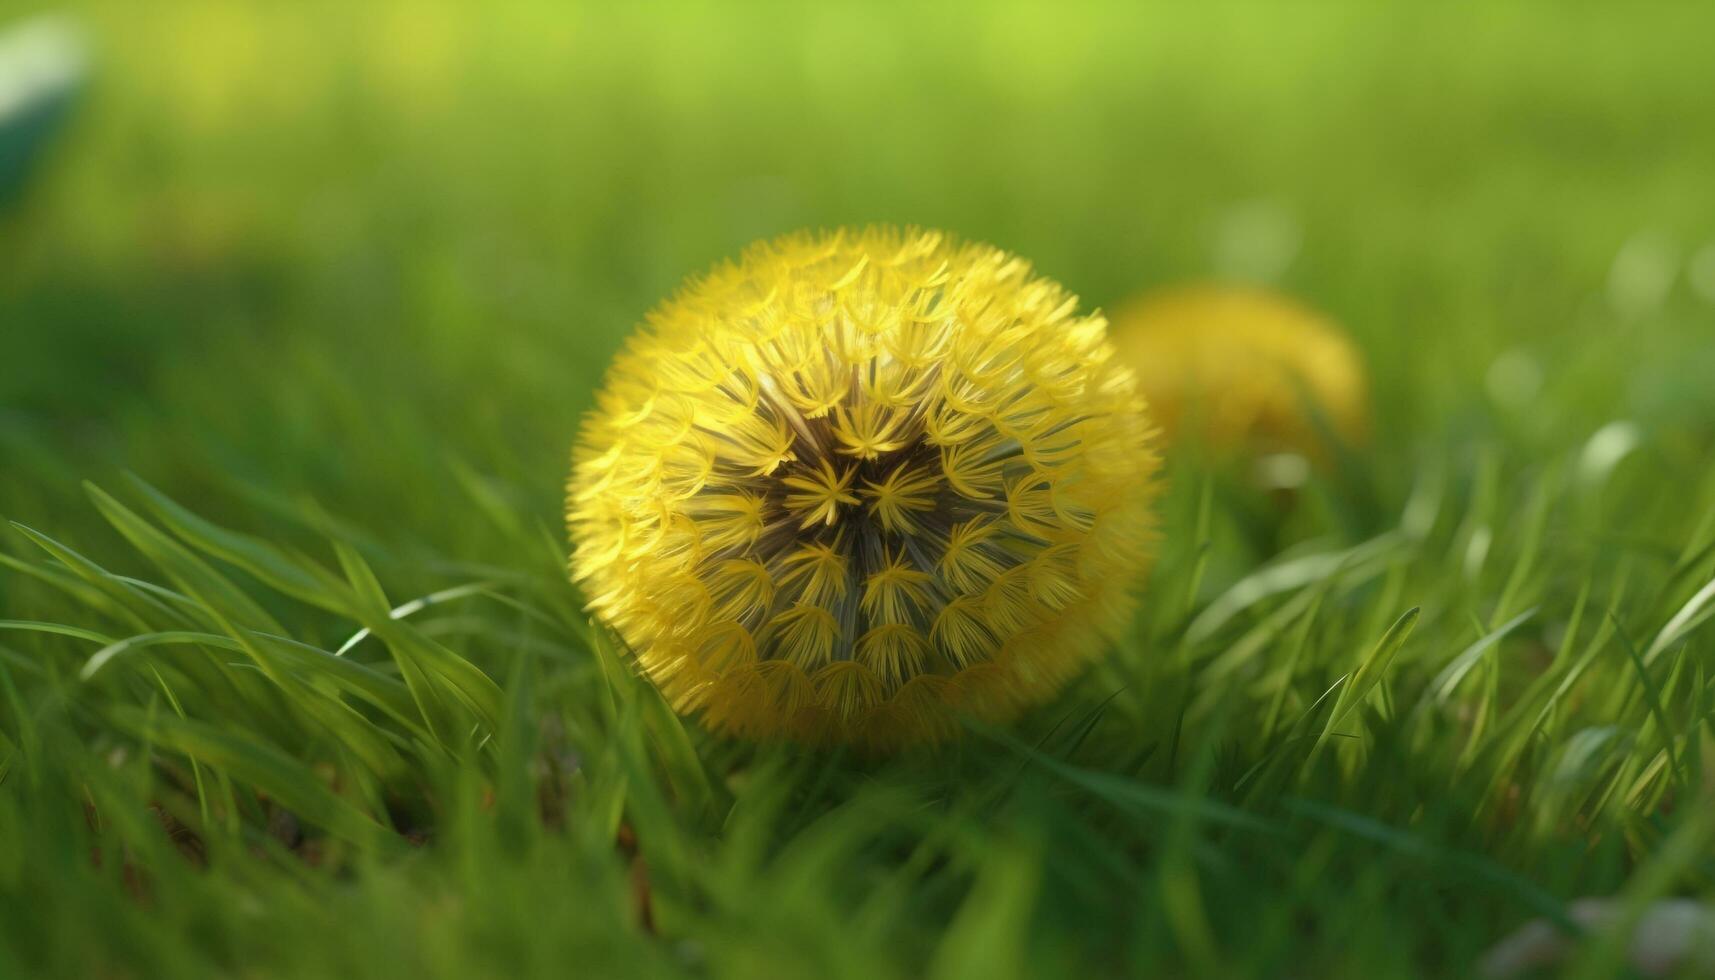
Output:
3,2,1715,977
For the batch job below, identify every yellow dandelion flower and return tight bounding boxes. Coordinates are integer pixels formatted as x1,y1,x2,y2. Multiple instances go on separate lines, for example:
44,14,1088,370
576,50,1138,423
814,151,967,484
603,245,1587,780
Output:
781,458,860,529
568,227,1162,749
861,460,940,535
860,548,935,626
1108,284,1369,459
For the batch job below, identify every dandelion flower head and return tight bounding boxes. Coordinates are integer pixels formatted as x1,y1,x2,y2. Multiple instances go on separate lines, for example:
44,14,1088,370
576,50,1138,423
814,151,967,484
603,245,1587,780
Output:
1109,285,1369,458
568,228,1161,749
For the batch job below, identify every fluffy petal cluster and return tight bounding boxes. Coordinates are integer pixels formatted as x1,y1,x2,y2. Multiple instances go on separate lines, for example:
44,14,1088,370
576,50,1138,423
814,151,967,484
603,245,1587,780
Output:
568,228,1161,749
1109,285,1369,458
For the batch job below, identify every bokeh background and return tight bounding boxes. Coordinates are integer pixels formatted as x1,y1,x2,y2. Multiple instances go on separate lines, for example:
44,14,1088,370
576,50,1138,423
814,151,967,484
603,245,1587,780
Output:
6,1,1713,559
5,4,1715,976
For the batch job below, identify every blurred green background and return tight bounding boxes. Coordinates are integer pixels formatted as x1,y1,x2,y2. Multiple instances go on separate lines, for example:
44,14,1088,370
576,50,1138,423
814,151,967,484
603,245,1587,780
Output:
5,3,1715,977
5,0,1712,553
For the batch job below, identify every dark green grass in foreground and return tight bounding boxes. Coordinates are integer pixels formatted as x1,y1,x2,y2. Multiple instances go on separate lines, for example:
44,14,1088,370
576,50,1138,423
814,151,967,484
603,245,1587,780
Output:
3,2,1715,977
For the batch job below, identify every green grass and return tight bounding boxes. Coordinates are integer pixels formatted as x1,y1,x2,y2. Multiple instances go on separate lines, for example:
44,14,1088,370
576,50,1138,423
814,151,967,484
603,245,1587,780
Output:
3,1,1715,977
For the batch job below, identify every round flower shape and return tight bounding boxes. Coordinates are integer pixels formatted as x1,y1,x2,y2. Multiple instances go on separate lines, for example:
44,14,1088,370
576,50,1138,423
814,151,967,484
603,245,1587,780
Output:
1109,285,1369,458
569,228,1161,750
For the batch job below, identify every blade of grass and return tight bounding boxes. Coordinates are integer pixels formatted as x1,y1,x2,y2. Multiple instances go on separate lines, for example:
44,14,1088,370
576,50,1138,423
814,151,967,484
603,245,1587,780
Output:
1610,611,1684,789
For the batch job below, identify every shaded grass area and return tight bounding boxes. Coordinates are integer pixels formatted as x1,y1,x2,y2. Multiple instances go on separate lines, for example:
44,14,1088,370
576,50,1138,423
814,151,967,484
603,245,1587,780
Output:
3,2,1715,977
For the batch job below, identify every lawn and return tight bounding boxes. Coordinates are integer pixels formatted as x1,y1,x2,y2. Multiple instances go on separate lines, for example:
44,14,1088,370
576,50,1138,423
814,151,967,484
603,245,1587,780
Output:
3,2,1715,977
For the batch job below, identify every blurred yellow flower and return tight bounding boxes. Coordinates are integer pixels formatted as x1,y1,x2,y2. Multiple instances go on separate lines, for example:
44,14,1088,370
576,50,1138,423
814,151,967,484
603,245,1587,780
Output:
568,228,1161,750
1108,285,1369,458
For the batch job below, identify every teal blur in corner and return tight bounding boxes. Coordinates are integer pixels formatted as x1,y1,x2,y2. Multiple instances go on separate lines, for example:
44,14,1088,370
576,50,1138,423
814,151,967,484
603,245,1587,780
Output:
0,14,85,205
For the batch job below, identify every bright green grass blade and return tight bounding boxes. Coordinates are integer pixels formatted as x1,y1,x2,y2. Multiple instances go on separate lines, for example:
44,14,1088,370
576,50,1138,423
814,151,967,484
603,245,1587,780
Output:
85,484,285,635
1610,612,1684,789
1186,531,1404,643
1645,573,1715,666
9,522,197,629
0,619,114,645
1316,607,1420,752
1422,606,1537,708
127,474,339,597
334,541,503,731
